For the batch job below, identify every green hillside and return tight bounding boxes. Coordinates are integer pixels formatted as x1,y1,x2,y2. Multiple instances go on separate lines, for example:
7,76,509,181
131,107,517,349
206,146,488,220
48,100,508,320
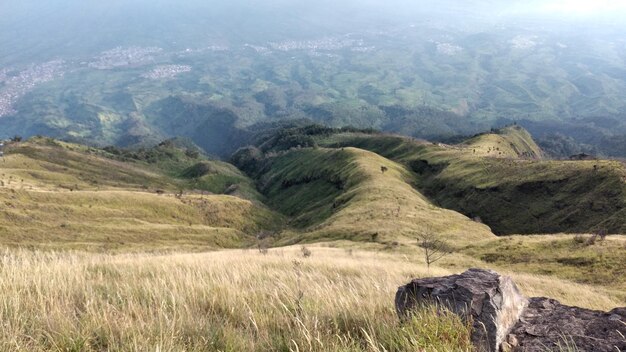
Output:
318,126,626,234
234,146,493,245
3,126,624,249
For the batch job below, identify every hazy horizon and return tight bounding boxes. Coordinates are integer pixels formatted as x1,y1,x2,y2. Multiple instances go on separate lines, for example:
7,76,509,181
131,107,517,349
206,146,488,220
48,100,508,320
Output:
2,0,626,64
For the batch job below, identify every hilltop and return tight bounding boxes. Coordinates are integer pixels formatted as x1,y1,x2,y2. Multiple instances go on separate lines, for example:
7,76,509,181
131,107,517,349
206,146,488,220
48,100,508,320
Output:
234,145,493,246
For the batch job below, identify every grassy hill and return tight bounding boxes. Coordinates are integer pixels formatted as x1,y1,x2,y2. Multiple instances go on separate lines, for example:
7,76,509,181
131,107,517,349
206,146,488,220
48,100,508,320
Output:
463,125,543,159
234,145,494,246
319,126,626,234
0,137,282,251
1,130,624,295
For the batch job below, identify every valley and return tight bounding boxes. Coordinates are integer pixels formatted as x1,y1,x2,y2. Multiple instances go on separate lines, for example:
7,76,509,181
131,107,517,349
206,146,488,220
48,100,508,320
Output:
3,22,626,158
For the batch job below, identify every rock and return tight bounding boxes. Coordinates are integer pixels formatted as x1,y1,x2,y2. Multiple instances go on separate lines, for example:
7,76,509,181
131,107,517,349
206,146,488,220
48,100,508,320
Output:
395,268,528,352
508,298,626,352
396,269,626,352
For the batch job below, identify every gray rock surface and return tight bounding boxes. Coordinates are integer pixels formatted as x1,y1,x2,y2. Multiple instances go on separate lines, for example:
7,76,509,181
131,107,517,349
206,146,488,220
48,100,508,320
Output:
506,298,626,352
395,268,528,352
396,269,626,352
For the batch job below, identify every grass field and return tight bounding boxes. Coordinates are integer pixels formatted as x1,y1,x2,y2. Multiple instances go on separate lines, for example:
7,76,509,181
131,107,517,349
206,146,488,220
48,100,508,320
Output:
0,245,622,352
461,234,626,294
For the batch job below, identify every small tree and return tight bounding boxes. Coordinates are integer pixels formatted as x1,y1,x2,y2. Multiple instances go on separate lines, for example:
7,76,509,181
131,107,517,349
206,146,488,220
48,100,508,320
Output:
417,231,453,269
381,166,388,173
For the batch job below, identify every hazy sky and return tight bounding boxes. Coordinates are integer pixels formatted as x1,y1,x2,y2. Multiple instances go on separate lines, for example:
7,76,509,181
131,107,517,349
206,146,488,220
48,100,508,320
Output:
2,0,626,66
537,0,626,14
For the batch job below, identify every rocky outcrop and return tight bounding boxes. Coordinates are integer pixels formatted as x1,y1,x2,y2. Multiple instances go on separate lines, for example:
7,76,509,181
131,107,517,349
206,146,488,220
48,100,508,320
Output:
395,268,528,352
505,298,626,352
396,269,626,352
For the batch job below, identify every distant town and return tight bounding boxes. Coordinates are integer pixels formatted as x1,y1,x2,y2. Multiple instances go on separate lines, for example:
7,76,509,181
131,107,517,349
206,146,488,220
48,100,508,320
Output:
0,60,65,118
0,35,379,117
142,65,192,80
269,37,364,52
88,46,163,70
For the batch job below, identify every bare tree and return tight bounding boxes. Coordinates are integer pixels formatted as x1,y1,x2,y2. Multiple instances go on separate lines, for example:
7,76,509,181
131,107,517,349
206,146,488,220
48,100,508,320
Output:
417,231,453,269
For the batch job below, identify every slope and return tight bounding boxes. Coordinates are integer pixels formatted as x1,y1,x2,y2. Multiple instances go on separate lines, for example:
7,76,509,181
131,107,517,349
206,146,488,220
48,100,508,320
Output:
0,138,283,251
318,126,626,234
233,145,494,246
462,125,544,159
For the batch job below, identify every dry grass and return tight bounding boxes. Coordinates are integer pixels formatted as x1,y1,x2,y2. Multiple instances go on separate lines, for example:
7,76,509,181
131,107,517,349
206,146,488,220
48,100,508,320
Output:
0,188,280,251
0,246,473,352
462,234,626,295
0,246,622,351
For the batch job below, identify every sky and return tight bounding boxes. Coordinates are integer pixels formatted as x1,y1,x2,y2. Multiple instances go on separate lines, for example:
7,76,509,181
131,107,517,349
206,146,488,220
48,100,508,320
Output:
538,0,626,14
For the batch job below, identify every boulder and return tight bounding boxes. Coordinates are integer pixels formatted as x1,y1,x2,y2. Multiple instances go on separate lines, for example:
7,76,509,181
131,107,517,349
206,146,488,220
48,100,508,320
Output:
395,268,528,352
396,269,626,352
506,298,626,352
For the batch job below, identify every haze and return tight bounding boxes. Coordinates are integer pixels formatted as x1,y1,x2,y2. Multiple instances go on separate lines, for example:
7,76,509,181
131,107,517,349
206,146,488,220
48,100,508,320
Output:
2,0,626,64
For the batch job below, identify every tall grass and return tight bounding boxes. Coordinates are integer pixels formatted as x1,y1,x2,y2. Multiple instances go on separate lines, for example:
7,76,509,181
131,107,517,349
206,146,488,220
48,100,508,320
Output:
0,247,471,352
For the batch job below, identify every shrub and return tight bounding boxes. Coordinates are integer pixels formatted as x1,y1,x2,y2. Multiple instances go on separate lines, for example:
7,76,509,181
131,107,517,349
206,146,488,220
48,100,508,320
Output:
300,246,311,258
181,162,214,178
185,148,200,159
417,231,453,268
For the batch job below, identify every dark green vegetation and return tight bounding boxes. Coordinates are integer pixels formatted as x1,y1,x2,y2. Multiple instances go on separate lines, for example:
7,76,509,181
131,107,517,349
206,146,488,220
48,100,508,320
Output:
226,122,626,236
